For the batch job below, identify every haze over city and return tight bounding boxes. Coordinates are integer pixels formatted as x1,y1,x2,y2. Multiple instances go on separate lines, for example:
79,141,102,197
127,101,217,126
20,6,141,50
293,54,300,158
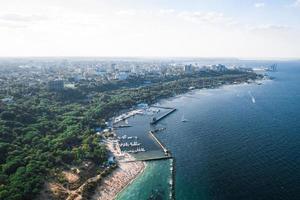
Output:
0,0,300,58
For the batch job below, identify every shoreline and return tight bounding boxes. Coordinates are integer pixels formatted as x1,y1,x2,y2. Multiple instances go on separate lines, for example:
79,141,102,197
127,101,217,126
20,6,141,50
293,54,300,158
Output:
113,162,147,200
91,160,145,200
91,140,146,200
95,75,268,200
155,77,269,105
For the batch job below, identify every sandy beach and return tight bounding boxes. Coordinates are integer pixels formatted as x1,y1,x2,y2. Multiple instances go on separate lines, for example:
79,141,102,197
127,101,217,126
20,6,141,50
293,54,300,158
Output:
91,139,145,200
91,160,145,200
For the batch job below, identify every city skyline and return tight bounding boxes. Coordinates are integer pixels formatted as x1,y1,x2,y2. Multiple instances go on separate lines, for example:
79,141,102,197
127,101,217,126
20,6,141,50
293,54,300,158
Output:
0,0,300,58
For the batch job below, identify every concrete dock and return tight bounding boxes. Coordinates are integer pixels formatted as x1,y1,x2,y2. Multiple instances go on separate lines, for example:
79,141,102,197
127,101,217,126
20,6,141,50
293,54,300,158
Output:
149,130,170,156
150,108,177,125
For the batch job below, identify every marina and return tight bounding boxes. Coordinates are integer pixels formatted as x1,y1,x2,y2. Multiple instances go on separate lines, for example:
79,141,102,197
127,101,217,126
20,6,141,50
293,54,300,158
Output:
117,135,146,154
112,105,177,199
113,106,175,159
113,106,176,160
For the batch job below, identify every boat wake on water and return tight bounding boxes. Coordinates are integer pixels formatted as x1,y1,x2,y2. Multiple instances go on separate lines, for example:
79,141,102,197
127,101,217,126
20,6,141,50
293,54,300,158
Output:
248,91,256,104
181,114,188,122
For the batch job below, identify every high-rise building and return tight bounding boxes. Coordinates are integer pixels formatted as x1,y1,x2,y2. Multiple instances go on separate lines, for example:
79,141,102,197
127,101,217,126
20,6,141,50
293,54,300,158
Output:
183,64,193,73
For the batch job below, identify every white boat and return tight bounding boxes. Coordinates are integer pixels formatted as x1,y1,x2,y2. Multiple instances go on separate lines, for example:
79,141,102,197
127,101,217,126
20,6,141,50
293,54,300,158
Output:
130,141,141,147
120,142,129,147
136,147,145,152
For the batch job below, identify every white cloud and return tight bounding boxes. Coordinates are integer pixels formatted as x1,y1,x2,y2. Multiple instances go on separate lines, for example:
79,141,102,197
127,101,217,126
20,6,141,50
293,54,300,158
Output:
115,9,137,16
0,21,27,29
292,0,300,7
246,24,291,32
159,9,175,15
178,11,236,26
0,13,48,29
0,13,47,22
254,2,265,8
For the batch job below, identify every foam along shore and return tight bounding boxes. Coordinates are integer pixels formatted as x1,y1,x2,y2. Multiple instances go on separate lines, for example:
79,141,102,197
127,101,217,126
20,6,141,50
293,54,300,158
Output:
91,140,145,200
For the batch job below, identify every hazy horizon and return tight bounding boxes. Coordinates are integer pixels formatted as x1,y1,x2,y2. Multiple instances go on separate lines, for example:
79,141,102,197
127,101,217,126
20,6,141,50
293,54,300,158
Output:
0,56,299,61
1,0,300,58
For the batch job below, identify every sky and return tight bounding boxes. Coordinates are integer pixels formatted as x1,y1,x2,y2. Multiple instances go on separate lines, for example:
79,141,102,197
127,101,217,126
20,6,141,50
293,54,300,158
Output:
0,0,300,58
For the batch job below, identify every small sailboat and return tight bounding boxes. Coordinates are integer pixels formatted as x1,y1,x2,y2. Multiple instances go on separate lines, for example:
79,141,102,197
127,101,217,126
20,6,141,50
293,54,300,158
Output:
181,115,188,122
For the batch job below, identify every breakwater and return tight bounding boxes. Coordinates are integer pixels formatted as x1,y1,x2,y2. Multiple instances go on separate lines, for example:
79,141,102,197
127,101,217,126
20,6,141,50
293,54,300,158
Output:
170,158,176,200
148,130,176,200
150,108,177,125
149,130,170,156
149,106,176,200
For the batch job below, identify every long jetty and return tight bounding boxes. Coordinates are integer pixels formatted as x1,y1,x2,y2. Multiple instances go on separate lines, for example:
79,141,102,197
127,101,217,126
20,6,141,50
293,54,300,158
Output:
151,105,175,110
113,125,132,129
137,156,172,162
149,130,176,200
149,131,170,156
150,108,177,125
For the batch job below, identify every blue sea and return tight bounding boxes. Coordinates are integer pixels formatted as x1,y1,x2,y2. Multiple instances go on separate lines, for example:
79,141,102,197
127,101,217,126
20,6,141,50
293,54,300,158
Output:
116,159,173,200
118,61,300,200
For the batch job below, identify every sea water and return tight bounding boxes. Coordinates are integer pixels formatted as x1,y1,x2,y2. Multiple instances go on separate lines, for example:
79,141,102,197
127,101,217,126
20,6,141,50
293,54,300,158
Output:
116,159,173,200
118,61,300,200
